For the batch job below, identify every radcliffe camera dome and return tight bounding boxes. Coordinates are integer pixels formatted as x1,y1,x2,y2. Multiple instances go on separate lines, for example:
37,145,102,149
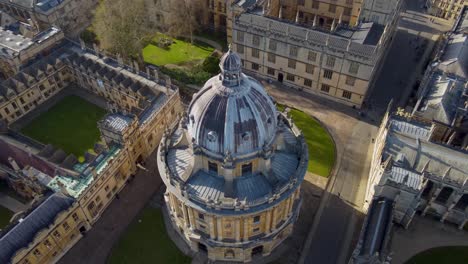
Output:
219,48,242,73
187,49,277,157
157,49,308,263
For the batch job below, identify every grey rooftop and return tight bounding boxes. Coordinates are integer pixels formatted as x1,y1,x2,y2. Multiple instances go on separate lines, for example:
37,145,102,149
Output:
0,193,75,263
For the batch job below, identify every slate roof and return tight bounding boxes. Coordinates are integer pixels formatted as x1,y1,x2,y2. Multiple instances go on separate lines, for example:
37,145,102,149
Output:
415,74,465,126
234,12,382,58
188,58,277,157
383,123,468,185
357,197,393,261
99,113,134,134
0,193,75,263
437,33,468,79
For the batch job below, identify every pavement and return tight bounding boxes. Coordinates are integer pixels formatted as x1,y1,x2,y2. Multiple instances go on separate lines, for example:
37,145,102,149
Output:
366,0,452,119
58,150,163,264
0,193,27,213
390,215,468,264
263,80,377,264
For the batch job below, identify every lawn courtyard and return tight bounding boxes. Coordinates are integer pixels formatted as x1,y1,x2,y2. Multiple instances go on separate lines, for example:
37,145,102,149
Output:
143,34,215,66
21,96,107,162
405,246,468,264
0,205,13,229
278,105,335,177
108,208,190,264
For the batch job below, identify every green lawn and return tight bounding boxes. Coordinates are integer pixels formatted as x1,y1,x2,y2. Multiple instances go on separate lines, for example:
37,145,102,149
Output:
0,206,13,229
143,34,214,66
405,246,468,264
108,208,190,264
21,96,106,162
278,105,335,177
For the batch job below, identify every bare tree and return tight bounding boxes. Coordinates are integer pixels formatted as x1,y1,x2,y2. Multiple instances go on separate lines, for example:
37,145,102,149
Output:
92,0,155,62
167,0,204,44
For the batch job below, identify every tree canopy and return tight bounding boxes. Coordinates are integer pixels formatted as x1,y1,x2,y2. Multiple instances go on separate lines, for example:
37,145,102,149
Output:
92,0,154,61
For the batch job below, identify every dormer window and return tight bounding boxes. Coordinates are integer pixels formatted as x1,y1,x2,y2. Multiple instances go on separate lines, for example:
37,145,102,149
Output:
242,163,252,176
242,132,250,141
207,131,217,142
208,161,218,174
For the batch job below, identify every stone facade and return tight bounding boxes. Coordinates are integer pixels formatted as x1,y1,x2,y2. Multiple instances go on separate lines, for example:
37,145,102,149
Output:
0,0,98,36
231,11,396,107
0,26,64,79
365,110,468,230
428,0,468,20
158,50,308,262
0,43,183,263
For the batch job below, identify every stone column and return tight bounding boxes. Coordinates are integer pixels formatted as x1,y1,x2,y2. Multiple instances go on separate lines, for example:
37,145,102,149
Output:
289,196,295,215
209,216,216,240
181,204,190,228
271,207,277,231
188,207,195,230
265,210,272,234
235,218,241,242
217,217,223,241
168,194,176,215
243,218,249,241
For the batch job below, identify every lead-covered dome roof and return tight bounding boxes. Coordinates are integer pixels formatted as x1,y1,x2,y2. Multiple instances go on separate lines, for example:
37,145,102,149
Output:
187,50,277,157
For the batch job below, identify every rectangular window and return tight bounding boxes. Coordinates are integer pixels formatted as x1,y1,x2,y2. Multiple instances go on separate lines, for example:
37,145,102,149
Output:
288,59,296,69
63,221,70,231
33,249,42,257
44,239,52,249
326,56,336,67
269,40,277,51
308,51,317,61
72,213,79,222
251,49,260,58
251,63,260,71
208,161,218,174
323,70,333,79
253,227,260,233
267,67,275,76
342,90,352,99
344,7,352,16
346,76,356,86
268,53,276,63
198,213,205,220
237,31,244,42
349,62,360,74
304,79,312,87
286,74,295,81
312,1,319,9
237,44,244,54
252,35,260,46
306,64,314,74
289,46,298,57
253,215,261,223
329,4,336,13
242,163,252,176
321,84,330,93
53,230,61,239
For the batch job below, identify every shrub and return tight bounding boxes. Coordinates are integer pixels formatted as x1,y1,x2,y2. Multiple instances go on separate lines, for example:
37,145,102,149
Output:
202,56,220,75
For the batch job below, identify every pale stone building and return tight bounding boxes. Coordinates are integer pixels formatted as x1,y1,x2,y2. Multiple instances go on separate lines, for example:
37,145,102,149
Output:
365,110,468,230
359,0,403,25
0,43,183,263
157,50,308,262
350,197,393,264
231,10,396,107
428,0,468,20
296,0,362,28
0,0,98,36
412,7,468,150
0,26,64,79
